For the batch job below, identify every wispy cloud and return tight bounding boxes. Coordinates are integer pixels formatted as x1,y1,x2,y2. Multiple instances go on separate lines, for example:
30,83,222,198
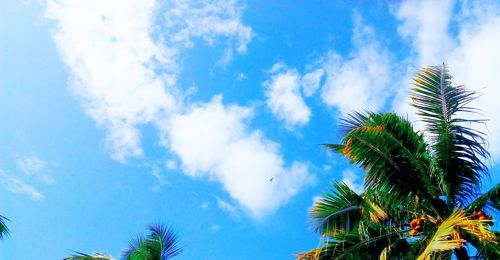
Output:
150,163,167,192
215,196,239,217
165,0,253,64
16,155,56,184
0,170,43,201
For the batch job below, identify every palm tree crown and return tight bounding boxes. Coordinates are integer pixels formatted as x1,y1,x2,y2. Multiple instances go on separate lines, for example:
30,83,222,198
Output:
123,224,182,260
65,223,182,260
298,64,499,259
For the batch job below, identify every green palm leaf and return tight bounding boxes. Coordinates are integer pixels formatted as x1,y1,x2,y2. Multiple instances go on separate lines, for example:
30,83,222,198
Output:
123,224,182,260
466,183,500,214
0,215,9,240
326,112,441,213
311,182,363,234
411,64,489,205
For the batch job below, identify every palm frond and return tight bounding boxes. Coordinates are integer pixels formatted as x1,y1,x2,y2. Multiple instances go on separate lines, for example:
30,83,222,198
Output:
466,183,500,214
310,182,363,234
312,227,405,260
380,239,415,260
122,224,182,260
411,64,489,205
0,215,9,239
64,251,114,260
464,231,500,259
146,224,182,259
122,237,151,260
417,209,466,260
418,208,496,260
326,112,441,213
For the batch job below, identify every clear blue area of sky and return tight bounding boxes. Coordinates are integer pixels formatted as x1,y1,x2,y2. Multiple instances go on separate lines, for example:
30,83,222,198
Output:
0,1,498,259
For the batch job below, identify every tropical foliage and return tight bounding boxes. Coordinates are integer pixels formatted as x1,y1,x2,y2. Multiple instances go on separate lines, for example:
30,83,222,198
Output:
0,215,9,240
64,252,114,260
123,224,182,260
298,64,499,259
65,224,182,260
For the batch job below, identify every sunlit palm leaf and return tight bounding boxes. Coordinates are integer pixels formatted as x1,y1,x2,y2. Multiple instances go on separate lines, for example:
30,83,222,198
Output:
417,209,465,260
411,64,489,205
418,208,495,260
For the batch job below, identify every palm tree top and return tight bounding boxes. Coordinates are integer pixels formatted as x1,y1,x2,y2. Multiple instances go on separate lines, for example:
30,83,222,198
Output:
299,64,499,259
122,224,182,260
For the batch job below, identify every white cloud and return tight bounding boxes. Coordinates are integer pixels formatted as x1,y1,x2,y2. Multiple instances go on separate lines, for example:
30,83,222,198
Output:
320,18,393,114
0,170,43,201
396,0,455,67
200,202,209,209
45,0,252,162
391,0,455,124
448,3,500,158
341,170,363,194
264,66,311,127
46,0,312,217
394,0,500,159
45,0,179,162
301,69,324,97
166,96,315,218
16,155,55,184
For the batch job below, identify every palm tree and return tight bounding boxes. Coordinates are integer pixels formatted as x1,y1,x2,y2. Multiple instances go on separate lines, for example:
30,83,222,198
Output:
123,224,182,260
65,224,182,260
298,64,499,259
0,215,9,240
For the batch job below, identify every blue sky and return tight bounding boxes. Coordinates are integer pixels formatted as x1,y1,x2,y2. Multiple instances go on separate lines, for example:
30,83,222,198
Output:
1,0,500,259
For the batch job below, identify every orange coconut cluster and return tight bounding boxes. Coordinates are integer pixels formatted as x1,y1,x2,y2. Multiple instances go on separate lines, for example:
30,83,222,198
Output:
408,216,425,236
469,211,492,221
